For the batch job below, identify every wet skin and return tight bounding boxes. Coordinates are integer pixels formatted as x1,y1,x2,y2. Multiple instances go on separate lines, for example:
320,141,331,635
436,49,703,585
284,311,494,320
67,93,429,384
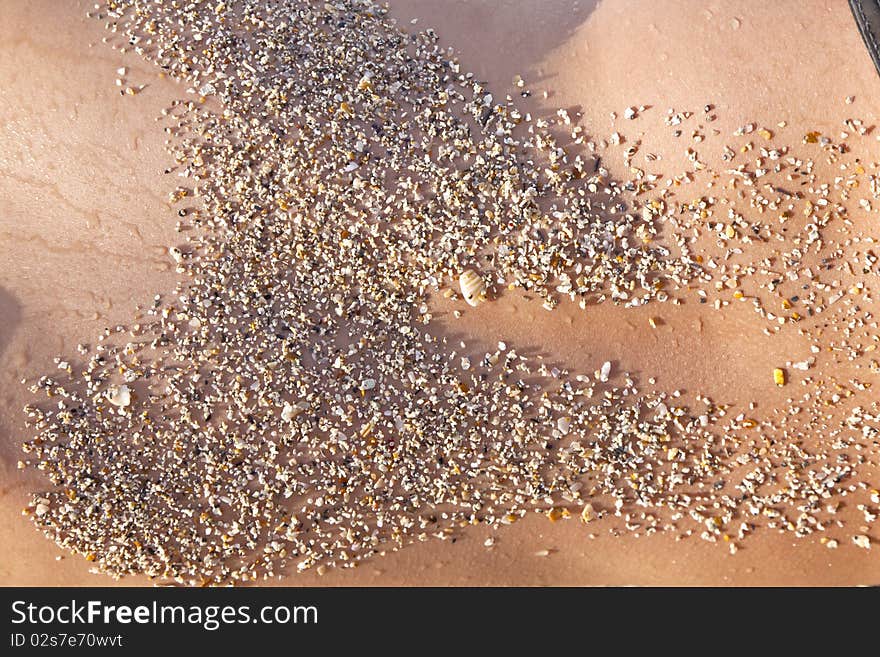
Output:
0,0,878,585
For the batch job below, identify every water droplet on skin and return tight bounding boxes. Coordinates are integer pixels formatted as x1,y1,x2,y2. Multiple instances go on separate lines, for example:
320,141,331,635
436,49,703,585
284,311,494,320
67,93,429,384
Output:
730,17,741,30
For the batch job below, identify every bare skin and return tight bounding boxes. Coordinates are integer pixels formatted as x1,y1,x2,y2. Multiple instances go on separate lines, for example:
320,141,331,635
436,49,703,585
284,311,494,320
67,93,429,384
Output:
1,0,878,585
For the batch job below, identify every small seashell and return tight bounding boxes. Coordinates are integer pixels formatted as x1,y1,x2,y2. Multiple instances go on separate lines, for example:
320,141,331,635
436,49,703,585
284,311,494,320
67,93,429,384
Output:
598,361,611,382
459,269,487,307
105,384,131,408
580,503,594,523
556,416,571,435
361,378,377,391
169,246,184,263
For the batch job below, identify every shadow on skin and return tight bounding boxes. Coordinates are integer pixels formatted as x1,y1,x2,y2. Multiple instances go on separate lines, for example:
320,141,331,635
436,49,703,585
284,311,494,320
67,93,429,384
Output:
390,0,601,92
0,285,22,364
0,285,23,476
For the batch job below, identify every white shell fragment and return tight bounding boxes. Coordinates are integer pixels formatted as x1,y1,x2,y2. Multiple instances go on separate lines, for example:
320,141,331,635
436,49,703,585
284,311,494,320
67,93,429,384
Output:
169,246,184,263
598,361,612,382
853,535,871,550
281,403,296,422
281,401,309,421
459,268,487,306
790,358,814,371
556,416,571,435
105,384,131,408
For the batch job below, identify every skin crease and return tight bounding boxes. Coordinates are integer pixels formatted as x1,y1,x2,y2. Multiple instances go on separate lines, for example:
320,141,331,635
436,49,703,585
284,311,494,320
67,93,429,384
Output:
0,0,878,586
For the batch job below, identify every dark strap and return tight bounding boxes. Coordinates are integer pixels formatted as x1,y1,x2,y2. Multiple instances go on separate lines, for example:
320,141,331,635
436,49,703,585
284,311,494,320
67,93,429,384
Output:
851,0,880,76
